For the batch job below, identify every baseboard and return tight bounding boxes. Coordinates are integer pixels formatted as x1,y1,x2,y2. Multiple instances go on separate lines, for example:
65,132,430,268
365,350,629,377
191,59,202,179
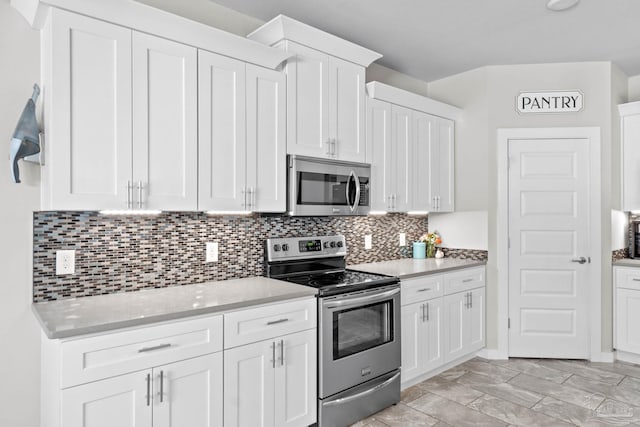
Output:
615,350,640,364
590,351,615,363
476,348,508,360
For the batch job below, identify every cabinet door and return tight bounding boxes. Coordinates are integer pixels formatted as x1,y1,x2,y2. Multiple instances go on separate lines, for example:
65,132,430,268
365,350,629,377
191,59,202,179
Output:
224,340,275,427
48,9,132,210
412,111,436,211
443,292,466,362
154,353,223,427
622,112,640,211
246,65,286,213
391,105,412,212
329,56,366,162
467,287,485,352
616,288,640,353
400,302,422,383
436,118,455,212
284,41,329,158
132,32,198,211
198,50,247,212
367,98,393,212
422,298,444,373
61,370,151,427
274,329,317,427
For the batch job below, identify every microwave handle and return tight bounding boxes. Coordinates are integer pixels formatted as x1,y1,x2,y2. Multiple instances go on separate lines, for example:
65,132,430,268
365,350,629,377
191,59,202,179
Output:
346,171,361,212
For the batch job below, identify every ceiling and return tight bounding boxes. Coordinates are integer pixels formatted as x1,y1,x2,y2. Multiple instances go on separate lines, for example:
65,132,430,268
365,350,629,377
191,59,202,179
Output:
209,0,640,83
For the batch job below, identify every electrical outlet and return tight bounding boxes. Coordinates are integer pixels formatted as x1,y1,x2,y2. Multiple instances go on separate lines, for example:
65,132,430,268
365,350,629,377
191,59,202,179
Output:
364,234,372,250
399,233,406,247
206,242,218,263
56,250,75,275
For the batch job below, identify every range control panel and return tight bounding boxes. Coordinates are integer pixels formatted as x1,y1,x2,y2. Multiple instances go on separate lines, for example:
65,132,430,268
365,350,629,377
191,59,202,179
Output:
266,235,347,262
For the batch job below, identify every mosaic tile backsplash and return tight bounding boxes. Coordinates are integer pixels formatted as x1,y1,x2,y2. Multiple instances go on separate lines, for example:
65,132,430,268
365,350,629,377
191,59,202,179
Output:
33,212,489,302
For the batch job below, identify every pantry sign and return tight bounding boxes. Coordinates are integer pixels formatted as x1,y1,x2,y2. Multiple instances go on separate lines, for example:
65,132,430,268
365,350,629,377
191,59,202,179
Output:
517,90,583,114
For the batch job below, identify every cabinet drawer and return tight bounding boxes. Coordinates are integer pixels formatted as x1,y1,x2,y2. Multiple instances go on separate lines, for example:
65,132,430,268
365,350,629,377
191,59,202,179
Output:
60,315,222,388
401,275,444,306
615,266,640,290
224,298,316,349
444,266,485,295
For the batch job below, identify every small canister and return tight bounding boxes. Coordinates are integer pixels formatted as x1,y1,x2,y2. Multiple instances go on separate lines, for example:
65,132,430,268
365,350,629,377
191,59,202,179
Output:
412,241,426,259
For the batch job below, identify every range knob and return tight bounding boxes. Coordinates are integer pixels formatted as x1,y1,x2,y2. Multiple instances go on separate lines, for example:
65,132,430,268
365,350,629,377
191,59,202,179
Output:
330,241,336,248
282,243,289,251
336,241,344,248
323,241,330,249
273,244,281,252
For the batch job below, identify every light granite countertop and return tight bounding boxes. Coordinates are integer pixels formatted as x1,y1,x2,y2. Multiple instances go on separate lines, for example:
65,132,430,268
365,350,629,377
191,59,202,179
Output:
349,258,486,279
613,258,640,267
33,277,317,339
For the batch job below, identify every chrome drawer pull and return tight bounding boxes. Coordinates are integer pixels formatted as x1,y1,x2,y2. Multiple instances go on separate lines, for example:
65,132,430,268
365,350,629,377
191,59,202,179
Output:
138,343,172,353
633,278,640,282
416,288,432,292
267,318,289,326
462,278,474,283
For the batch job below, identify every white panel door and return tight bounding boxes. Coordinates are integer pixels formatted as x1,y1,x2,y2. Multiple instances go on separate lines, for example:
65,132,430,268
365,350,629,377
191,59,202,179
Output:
285,41,329,158
49,9,132,210
61,371,151,427
400,302,422,382
443,292,466,362
422,298,444,372
274,329,317,427
224,340,275,427
154,353,223,427
468,287,485,352
436,118,455,212
366,98,392,212
246,64,286,213
133,32,198,211
198,50,247,212
412,111,435,211
508,139,590,358
329,56,366,162
616,289,640,354
391,105,412,212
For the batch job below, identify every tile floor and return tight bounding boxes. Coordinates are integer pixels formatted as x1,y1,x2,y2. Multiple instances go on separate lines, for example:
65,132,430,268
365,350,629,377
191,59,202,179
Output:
352,357,640,426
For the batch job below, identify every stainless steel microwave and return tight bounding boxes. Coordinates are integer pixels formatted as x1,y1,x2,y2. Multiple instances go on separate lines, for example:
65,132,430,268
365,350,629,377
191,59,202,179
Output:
288,155,371,216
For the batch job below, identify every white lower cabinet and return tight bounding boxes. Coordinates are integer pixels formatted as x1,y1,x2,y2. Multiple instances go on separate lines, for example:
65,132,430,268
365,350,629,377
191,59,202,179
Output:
400,267,485,386
614,266,640,356
224,329,317,427
61,353,223,427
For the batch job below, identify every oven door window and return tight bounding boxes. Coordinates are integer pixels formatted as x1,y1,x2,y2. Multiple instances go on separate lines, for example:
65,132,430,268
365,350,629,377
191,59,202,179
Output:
333,300,394,360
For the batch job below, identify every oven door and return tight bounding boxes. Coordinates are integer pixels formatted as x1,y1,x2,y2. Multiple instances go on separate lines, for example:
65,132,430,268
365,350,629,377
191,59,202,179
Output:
319,284,401,398
288,155,370,216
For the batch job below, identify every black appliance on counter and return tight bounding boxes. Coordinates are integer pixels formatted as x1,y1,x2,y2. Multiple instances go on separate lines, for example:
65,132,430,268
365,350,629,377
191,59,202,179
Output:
630,220,640,259
265,234,400,427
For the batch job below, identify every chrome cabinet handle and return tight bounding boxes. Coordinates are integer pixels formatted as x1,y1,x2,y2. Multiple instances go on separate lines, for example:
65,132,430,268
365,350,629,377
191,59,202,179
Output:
251,187,256,209
470,292,473,308
571,257,587,264
462,278,473,283
146,373,151,406
241,187,247,208
126,181,133,209
325,140,331,155
388,195,392,210
138,343,172,353
426,302,430,321
272,341,276,368
267,318,289,325
279,339,284,366
421,304,425,322
159,370,164,403
633,278,640,282
416,288,432,293
137,181,143,209
465,292,469,309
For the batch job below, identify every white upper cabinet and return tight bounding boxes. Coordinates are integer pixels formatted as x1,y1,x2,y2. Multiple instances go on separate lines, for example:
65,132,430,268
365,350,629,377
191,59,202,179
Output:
44,9,133,210
619,101,640,212
199,51,286,213
248,15,381,163
132,32,198,211
366,82,460,213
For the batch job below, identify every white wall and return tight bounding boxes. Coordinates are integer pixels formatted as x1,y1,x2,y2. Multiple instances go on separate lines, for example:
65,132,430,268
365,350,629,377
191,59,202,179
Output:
629,75,640,102
0,1,41,426
428,61,620,352
428,211,488,250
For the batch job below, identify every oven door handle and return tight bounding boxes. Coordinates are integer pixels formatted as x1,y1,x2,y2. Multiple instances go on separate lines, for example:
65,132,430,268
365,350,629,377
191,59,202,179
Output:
323,370,401,407
324,287,399,310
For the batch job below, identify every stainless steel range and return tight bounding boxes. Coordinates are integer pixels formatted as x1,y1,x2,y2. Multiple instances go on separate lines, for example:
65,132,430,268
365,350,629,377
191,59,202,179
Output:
265,235,401,427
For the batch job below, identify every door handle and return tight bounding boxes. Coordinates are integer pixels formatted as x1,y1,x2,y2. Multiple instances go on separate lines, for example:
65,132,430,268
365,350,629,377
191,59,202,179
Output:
571,257,587,264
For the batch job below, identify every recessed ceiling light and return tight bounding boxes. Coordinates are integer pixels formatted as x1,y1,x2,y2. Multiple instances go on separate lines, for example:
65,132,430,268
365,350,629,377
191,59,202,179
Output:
546,0,580,11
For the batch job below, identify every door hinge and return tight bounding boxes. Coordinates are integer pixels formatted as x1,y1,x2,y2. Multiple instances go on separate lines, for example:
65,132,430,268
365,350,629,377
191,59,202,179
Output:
508,318,511,329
